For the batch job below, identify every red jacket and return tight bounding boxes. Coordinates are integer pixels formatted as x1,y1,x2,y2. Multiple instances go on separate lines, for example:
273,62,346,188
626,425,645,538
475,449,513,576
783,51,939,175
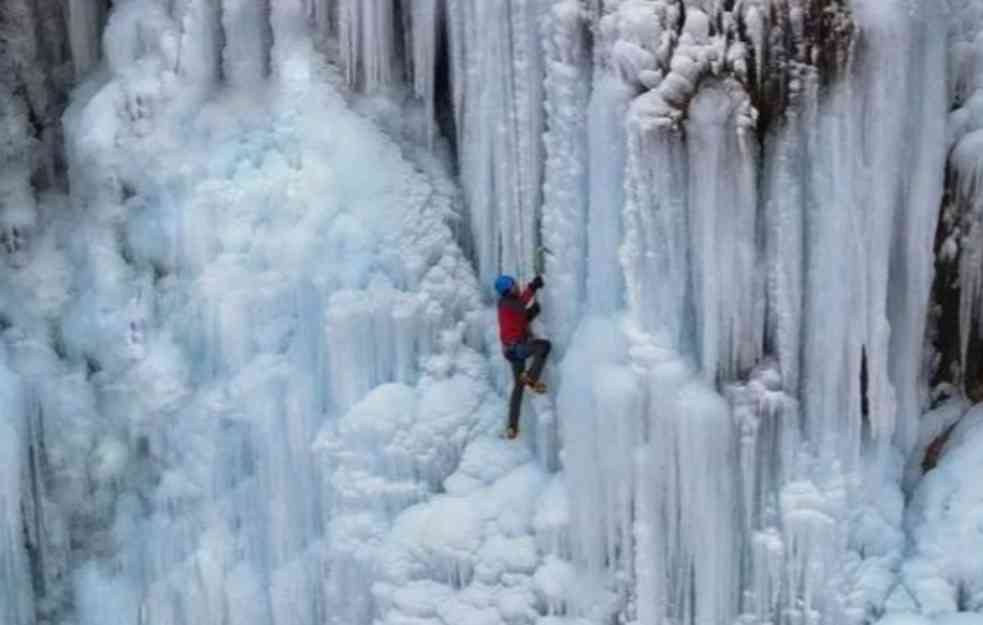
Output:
498,286,538,346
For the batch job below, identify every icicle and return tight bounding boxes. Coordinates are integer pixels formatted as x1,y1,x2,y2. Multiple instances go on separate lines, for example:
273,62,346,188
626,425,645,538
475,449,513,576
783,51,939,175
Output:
686,82,763,381
762,69,814,395
619,325,741,625
173,0,222,86
883,2,948,455
410,0,440,146
308,0,336,41
620,5,766,380
0,353,33,625
558,318,638,577
622,114,689,347
443,0,547,285
797,69,865,462
586,75,630,316
339,0,398,91
222,0,272,85
67,0,108,78
542,1,590,349
741,2,766,93
510,0,547,275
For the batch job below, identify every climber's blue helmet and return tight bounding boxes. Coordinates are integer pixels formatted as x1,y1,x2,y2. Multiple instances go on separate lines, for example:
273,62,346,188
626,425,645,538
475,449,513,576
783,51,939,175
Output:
494,275,516,297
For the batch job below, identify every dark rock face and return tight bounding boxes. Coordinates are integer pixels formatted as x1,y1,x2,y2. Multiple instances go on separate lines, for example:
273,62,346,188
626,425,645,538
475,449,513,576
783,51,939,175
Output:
1,1,99,193
747,0,854,135
922,422,957,472
1,0,112,271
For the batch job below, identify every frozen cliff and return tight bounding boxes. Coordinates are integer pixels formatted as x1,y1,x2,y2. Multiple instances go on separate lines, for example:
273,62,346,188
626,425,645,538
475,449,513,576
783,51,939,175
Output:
3,1,983,625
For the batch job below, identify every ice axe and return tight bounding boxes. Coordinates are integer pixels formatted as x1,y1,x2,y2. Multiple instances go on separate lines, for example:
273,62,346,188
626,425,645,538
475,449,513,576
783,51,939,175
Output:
533,245,554,277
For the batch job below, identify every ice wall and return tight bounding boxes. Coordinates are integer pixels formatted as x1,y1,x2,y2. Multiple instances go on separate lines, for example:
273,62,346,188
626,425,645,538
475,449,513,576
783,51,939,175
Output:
2,1,980,625
556,1,947,622
319,0,549,286
331,0,952,623
541,0,591,348
2,2,492,624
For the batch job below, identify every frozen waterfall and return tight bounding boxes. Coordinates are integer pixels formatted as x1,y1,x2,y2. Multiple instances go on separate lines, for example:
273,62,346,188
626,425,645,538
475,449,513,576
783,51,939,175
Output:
3,1,983,625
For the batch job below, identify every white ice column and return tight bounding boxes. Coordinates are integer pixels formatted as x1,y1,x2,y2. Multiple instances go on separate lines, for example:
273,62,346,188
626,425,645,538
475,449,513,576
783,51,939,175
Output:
0,352,32,625
271,0,317,80
559,319,742,624
632,347,741,625
794,2,948,461
726,366,803,622
845,7,907,452
542,1,590,349
762,73,816,396
445,0,547,285
410,0,441,144
558,320,641,579
338,0,398,90
509,0,547,278
223,0,271,85
622,112,689,348
586,74,631,316
173,0,222,86
685,83,763,383
797,72,866,461
876,2,948,456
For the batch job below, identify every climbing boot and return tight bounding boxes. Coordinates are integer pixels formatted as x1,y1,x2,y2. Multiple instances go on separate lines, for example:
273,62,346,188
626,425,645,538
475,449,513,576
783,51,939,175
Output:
520,373,546,394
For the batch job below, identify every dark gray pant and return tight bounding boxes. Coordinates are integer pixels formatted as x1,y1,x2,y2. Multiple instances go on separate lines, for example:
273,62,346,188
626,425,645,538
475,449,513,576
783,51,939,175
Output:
507,339,551,431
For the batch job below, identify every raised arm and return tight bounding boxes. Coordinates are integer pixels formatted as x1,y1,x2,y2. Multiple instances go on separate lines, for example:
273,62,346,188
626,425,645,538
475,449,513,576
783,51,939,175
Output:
519,275,545,305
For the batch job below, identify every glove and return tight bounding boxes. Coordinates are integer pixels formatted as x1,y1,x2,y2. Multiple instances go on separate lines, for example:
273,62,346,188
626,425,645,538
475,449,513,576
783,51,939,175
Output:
529,275,545,291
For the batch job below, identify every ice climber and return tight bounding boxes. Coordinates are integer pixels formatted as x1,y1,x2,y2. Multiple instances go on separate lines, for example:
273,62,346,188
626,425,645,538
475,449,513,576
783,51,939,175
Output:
495,274,551,439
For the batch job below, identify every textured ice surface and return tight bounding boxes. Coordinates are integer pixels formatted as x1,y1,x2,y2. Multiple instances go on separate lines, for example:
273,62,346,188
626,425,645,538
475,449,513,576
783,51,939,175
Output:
3,2,486,623
0,349,32,625
319,1,978,623
3,1,983,625
895,405,983,619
